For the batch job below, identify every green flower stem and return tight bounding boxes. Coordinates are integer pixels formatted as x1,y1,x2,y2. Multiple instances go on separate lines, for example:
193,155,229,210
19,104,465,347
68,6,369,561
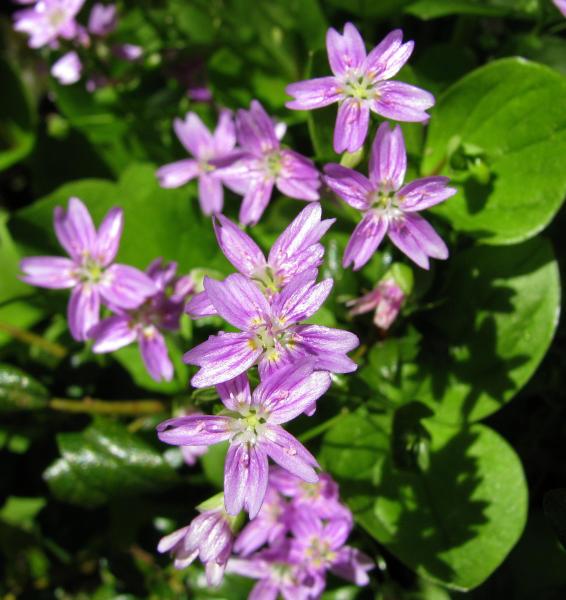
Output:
0,321,68,359
49,397,167,415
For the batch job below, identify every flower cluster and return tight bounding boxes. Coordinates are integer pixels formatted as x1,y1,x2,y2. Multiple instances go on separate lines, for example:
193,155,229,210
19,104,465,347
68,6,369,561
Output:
13,1,141,88
157,101,320,225
20,197,194,381
157,23,454,272
159,470,373,596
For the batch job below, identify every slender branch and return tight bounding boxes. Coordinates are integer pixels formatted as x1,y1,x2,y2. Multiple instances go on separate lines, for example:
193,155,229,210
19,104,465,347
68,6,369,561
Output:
299,409,349,443
0,321,68,359
49,397,167,415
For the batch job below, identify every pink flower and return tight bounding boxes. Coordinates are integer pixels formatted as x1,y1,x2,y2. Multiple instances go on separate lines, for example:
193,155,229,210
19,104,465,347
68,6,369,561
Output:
157,362,330,518
51,50,82,85
183,271,358,387
286,24,434,153
20,197,156,341
348,278,405,330
324,122,456,270
185,203,335,318
215,100,320,226
13,0,85,48
90,258,194,381
156,111,240,216
158,506,234,587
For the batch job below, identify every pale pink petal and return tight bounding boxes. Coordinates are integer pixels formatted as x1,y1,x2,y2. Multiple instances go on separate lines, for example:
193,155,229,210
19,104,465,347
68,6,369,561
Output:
239,178,274,226
277,149,320,201
140,328,173,381
326,22,366,77
204,274,270,330
54,197,97,260
68,284,100,341
90,315,136,352
404,213,449,260
213,214,266,277
334,99,370,154
373,81,435,123
95,207,123,266
285,77,341,110
20,256,78,289
263,425,319,482
369,122,407,191
272,274,333,325
51,51,82,85
99,264,157,309
236,100,279,153
156,159,200,188
224,444,269,518
198,174,223,215
213,109,237,156
364,29,414,80
398,177,457,211
157,414,233,446
185,332,263,387
323,164,373,210
185,291,218,318
216,373,252,412
174,113,214,159
388,218,430,269
343,213,388,270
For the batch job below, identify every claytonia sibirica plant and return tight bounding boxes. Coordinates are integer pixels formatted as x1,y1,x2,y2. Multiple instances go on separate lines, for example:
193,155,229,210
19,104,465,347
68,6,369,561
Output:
156,110,242,215
158,363,331,518
554,0,566,16
90,258,194,382
286,23,434,153
20,197,156,341
325,122,456,270
14,8,478,596
216,100,321,225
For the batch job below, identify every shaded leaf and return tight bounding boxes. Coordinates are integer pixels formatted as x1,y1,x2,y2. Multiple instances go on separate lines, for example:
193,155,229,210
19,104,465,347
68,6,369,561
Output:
44,417,179,507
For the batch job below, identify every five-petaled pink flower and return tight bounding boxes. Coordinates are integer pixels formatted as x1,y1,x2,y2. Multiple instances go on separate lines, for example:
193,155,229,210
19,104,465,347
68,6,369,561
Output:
157,362,331,518
156,110,242,216
215,100,321,226
20,197,156,341
324,122,456,270
286,23,434,154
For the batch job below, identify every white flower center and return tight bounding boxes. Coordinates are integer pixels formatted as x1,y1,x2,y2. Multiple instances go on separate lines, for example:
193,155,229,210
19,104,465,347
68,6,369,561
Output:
342,73,377,101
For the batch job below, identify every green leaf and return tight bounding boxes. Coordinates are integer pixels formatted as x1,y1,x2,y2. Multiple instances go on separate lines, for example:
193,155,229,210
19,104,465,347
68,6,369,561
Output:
10,163,229,275
44,417,178,507
0,364,49,413
0,59,35,171
321,414,528,591
423,58,566,244
415,237,560,423
371,422,527,590
406,0,539,19
0,213,31,304
0,497,46,531
325,0,414,17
